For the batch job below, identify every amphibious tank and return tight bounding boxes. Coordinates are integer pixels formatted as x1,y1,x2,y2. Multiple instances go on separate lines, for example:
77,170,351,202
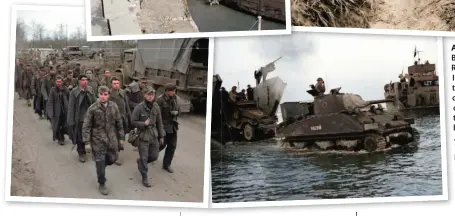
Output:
383,59,439,112
276,87,419,152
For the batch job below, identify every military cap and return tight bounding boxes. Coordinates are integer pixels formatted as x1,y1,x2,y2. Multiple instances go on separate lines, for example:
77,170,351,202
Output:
55,75,63,80
131,77,140,81
39,66,45,71
98,86,110,93
94,66,101,70
317,77,323,81
139,76,147,80
143,86,156,94
165,83,176,91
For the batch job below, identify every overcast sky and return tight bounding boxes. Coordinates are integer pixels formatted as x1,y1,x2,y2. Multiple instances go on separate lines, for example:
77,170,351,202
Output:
17,6,85,40
214,32,438,102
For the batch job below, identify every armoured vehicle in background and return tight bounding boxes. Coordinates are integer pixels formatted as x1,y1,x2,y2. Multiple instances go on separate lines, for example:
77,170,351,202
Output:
276,87,419,152
211,73,286,142
116,38,209,113
384,59,439,112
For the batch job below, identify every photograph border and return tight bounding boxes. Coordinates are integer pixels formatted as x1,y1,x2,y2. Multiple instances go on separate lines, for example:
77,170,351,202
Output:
210,32,449,208
84,0,292,41
293,26,455,37
4,4,212,209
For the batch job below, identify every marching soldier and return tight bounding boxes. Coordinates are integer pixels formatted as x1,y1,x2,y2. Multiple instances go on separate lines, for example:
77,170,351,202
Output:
108,76,131,166
46,75,70,145
125,77,147,119
63,70,78,91
15,59,24,99
67,74,96,163
99,70,112,89
131,86,165,187
21,64,34,106
156,84,180,173
31,67,47,119
85,69,99,96
82,86,125,195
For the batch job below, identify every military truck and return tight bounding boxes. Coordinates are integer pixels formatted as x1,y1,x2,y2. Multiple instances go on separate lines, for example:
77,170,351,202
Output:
116,38,209,114
276,87,418,152
211,73,286,142
62,46,83,60
384,59,439,112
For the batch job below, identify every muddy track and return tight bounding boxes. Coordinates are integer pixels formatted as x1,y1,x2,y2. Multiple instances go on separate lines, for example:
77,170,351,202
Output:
9,94,206,202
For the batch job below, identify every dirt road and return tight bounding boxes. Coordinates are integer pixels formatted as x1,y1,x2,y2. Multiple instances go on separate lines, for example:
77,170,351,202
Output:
371,0,452,31
10,94,206,202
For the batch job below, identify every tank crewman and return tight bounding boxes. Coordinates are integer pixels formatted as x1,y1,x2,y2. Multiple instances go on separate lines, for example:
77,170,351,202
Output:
31,67,47,119
21,64,34,106
67,74,96,163
85,69,100,97
314,77,325,95
109,76,131,166
228,86,237,103
246,84,254,100
82,86,125,195
63,70,78,91
156,84,180,173
131,86,165,187
46,75,70,145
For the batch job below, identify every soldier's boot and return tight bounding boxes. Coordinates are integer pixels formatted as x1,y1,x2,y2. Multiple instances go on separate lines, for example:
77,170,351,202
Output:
142,176,151,187
27,99,31,107
163,166,174,173
115,156,122,166
98,184,108,195
78,154,86,163
58,140,65,145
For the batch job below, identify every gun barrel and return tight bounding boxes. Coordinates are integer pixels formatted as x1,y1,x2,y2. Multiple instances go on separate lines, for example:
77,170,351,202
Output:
367,99,395,105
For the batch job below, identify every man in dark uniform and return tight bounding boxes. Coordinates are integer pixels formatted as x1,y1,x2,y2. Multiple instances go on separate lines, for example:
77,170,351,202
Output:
246,84,254,100
46,75,70,145
156,83,179,173
67,74,97,163
131,86,165,187
109,76,131,166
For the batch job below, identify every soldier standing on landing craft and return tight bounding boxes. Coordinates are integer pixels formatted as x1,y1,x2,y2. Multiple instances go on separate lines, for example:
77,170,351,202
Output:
82,86,125,195
156,84,180,173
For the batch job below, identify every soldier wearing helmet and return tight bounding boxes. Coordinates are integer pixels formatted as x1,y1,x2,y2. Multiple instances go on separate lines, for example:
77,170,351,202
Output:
314,77,325,95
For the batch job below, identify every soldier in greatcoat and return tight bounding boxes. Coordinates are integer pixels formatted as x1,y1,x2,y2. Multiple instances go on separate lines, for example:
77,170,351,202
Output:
46,75,70,145
31,67,47,119
15,59,24,99
21,64,34,106
67,74,96,163
41,70,58,120
131,86,165,187
99,70,112,89
108,76,131,166
82,86,125,195
156,84,180,173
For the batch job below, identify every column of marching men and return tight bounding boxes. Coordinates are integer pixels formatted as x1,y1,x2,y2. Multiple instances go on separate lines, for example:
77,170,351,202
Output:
14,56,180,195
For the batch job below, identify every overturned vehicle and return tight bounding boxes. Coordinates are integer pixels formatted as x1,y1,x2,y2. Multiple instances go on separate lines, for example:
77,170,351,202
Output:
211,74,286,143
276,87,419,152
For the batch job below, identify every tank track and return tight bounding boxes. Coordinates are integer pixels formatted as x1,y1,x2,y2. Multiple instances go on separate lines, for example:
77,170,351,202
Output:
283,132,388,152
370,133,387,151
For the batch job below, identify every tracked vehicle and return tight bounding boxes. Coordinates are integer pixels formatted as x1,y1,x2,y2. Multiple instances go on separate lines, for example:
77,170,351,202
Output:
211,73,286,142
276,87,419,152
384,59,439,112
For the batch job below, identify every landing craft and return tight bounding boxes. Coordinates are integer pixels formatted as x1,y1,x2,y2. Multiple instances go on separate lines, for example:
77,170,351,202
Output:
276,87,419,153
384,54,439,113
